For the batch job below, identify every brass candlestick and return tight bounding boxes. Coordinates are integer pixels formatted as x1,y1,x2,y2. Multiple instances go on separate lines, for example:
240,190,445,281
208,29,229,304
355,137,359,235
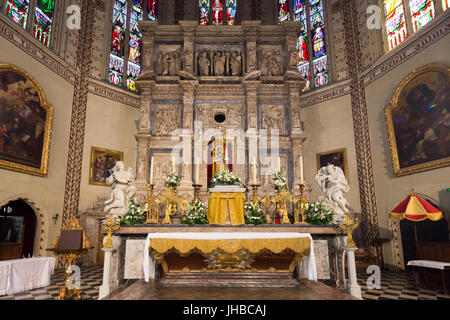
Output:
294,184,309,224
161,186,188,224
193,184,202,200
249,182,261,203
145,184,160,224
261,194,273,224
273,188,292,225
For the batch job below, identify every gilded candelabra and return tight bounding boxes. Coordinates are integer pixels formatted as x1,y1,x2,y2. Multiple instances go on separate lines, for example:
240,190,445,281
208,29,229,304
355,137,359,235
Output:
145,184,161,224
161,187,189,224
103,216,120,249
293,184,309,224
261,194,273,224
272,188,293,224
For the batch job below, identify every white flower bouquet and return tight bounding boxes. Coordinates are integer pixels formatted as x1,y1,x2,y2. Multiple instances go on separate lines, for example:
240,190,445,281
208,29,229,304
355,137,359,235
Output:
273,170,288,191
119,198,146,226
304,201,333,225
210,168,241,187
164,173,181,188
182,198,208,225
244,201,267,225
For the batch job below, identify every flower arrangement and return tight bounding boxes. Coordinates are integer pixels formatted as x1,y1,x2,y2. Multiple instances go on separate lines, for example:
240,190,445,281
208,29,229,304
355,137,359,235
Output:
210,168,241,187
182,198,208,225
244,201,267,225
164,173,181,188
304,201,334,225
119,198,146,226
273,170,288,191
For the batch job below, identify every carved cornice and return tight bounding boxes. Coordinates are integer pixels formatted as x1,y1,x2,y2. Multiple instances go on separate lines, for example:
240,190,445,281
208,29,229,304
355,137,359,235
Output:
88,80,140,108
0,15,77,83
300,80,351,107
361,13,449,85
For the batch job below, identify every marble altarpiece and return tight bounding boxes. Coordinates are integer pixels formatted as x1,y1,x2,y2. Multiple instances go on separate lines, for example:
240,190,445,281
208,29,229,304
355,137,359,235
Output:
133,20,307,203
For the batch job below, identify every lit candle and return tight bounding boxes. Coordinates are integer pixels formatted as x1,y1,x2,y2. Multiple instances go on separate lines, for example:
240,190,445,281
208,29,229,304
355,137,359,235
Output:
252,157,257,183
299,155,304,185
277,157,281,171
172,157,177,174
149,157,155,185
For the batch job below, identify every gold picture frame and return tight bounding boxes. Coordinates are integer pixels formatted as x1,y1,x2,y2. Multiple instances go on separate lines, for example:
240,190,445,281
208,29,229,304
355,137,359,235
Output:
0,63,54,176
89,147,124,186
385,63,450,177
316,148,349,181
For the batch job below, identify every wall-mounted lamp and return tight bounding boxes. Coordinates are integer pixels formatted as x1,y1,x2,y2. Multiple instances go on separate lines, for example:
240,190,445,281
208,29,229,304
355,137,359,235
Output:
52,213,59,225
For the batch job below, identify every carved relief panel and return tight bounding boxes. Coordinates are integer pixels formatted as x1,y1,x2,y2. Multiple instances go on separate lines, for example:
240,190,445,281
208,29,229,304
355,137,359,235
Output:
155,45,182,76
260,105,286,135
258,45,283,77
151,154,174,191
195,45,245,77
196,104,244,130
153,104,181,136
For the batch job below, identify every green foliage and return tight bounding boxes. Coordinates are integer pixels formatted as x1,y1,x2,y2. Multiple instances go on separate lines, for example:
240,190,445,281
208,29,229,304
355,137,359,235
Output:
244,201,267,225
304,201,333,225
119,198,146,226
273,170,288,191
165,173,181,188
181,198,208,225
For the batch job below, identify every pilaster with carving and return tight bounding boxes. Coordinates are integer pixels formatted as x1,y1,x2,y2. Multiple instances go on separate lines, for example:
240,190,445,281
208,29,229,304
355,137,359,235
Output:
180,21,197,75
242,21,261,74
140,21,159,77
282,21,302,71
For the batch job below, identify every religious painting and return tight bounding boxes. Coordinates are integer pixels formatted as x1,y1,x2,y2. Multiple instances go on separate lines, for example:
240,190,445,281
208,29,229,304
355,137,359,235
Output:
316,148,348,180
89,147,123,186
385,63,450,177
0,64,53,176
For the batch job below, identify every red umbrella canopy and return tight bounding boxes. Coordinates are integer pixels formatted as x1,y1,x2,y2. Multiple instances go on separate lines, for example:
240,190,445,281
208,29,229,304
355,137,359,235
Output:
390,194,443,222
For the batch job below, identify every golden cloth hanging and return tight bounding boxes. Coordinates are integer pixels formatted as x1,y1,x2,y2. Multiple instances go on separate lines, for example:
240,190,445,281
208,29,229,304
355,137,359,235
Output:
149,237,311,255
207,192,246,226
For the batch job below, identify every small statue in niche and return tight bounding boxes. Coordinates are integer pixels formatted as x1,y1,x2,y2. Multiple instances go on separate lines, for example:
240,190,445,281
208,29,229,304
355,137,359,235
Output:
184,49,192,69
248,47,257,71
290,50,299,69
162,53,170,76
169,52,180,76
270,51,281,76
156,52,164,75
198,51,211,76
214,51,226,76
230,52,242,76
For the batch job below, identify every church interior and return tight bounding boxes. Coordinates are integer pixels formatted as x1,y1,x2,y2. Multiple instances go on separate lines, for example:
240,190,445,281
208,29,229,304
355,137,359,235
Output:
0,0,449,304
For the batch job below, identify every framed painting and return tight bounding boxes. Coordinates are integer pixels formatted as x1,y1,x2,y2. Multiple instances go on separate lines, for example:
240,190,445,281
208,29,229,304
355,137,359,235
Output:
316,148,349,180
89,147,123,186
0,64,54,176
385,63,450,177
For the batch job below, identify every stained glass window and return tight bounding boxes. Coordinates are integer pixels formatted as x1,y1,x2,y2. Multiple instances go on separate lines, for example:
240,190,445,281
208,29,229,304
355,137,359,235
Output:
443,0,449,10
199,0,210,25
128,0,144,91
409,0,434,32
109,0,127,87
384,0,407,50
5,0,30,29
146,0,158,21
293,0,310,91
278,0,290,22
309,0,328,87
226,0,237,25
211,0,224,25
33,0,55,47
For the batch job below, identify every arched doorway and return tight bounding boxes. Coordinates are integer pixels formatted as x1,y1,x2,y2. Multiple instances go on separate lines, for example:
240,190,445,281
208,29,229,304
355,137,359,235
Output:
0,200,37,261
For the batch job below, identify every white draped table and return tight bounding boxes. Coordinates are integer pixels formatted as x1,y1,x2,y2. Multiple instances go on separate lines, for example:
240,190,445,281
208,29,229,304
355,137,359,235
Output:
143,232,317,282
0,257,55,296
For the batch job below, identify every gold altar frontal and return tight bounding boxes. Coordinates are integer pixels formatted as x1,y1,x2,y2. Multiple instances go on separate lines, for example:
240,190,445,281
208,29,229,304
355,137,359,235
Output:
207,193,245,226
149,236,311,286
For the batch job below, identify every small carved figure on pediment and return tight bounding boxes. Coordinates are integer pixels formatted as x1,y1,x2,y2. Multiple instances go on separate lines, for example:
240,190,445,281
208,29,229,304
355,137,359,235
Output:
248,47,257,71
156,52,163,75
198,51,211,76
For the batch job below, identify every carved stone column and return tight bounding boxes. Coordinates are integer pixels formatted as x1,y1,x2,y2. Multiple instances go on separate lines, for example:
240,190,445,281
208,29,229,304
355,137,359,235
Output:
242,21,261,74
287,80,306,187
178,80,198,194
282,21,302,71
179,21,198,75
140,21,158,77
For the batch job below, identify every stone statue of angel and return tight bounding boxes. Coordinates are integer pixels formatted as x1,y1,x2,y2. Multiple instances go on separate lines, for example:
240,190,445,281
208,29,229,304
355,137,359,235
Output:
104,161,137,218
315,164,351,224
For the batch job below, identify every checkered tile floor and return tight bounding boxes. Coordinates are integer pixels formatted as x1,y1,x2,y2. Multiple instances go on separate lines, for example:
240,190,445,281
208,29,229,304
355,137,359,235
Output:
1,266,449,300
357,271,450,300
0,266,103,300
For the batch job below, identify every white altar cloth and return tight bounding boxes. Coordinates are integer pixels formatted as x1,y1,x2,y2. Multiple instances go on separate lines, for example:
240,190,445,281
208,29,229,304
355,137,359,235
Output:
0,257,55,296
143,232,317,282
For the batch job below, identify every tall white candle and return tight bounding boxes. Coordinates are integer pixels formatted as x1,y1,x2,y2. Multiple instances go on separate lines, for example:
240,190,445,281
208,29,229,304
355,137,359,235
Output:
172,157,177,174
149,157,155,185
277,157,281,171
299,155,304,184
252,157,257,183
195,157,200,185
